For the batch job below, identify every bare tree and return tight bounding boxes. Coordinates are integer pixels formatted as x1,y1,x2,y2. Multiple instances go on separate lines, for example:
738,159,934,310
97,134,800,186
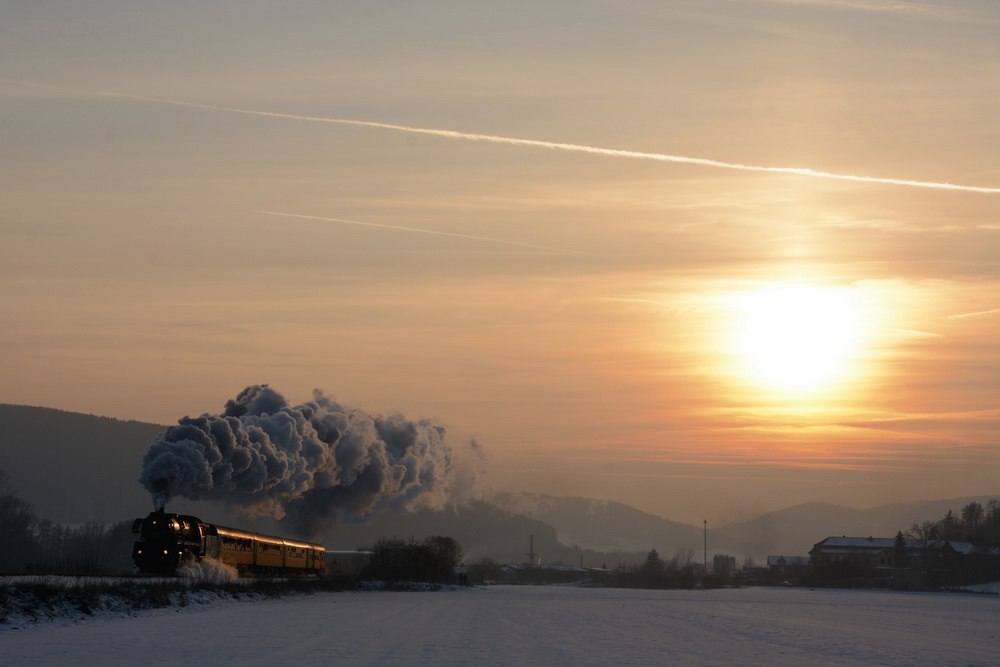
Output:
0,468,40,570
961,502,985,540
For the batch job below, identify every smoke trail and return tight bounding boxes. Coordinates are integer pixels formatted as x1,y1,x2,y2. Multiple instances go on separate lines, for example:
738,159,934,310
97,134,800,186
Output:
947,307,1000,320
5,79,996,194
111,91,1000,193
139,385,480,538
256,211,587,254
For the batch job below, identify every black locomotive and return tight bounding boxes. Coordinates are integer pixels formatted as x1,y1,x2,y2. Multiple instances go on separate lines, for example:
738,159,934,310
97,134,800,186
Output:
131,510,326,576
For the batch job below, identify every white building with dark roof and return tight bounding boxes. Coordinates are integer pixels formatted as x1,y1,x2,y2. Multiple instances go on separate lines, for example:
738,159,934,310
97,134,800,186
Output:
809,536,984,569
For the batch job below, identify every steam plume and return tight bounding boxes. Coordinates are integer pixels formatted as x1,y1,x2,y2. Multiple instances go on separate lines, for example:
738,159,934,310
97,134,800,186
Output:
139,385,480,538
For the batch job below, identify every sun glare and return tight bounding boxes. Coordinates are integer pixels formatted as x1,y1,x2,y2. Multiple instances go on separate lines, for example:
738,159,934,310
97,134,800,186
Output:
732,286,863,391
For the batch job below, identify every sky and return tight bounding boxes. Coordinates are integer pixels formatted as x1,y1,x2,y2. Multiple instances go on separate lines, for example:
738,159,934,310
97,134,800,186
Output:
1,0,997,526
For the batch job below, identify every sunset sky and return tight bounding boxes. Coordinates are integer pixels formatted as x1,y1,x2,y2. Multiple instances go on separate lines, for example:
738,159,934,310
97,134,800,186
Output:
2,0,997,525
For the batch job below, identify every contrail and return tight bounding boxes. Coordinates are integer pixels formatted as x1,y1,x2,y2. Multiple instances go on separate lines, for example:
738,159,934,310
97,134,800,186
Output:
947,307,1000,319
256,211,587,254
7,79,999,194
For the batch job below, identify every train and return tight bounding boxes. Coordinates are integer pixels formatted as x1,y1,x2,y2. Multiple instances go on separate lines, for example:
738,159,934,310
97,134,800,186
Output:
131,509,326,576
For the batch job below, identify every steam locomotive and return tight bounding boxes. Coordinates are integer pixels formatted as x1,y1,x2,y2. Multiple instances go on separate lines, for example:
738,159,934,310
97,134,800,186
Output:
131,510,326,576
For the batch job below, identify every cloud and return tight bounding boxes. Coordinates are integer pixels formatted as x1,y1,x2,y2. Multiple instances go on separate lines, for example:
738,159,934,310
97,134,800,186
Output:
6,79,998,194
880,328,944,339
947,308,1000,320
256,211,587,254
759,0,984,21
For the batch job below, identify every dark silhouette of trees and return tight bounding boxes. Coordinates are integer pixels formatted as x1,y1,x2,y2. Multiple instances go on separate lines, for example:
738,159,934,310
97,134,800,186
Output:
940,511,959,540
961,502,985,540
639,548,664,585
893,531,907,568
894,501,1000,588
360,535,464,584
983,499,1000,542
613,547,702,589
21,519,135,572
904,500,1000,546
0,468,40,569
467,556,501,584
1,470,137,572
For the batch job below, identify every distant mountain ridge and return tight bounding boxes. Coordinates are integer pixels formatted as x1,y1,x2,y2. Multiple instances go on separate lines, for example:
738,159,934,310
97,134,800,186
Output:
1,403,995,561
490,492,703,553
711,497,1000,559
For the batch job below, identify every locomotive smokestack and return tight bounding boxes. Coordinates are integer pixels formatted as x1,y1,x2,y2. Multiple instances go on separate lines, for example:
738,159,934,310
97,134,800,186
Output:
152,480,169,512
139,385,483,538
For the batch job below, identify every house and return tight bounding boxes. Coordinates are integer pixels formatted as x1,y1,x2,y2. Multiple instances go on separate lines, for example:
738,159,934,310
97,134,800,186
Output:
808,536,985,570
767,555,810,577
809,537,897,568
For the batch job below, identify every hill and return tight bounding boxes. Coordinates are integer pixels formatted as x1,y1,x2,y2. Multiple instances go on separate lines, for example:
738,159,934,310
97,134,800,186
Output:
1,403,995,562
714,496,1000,559
0,404,234,525
0,404,167,523
315,501,628,567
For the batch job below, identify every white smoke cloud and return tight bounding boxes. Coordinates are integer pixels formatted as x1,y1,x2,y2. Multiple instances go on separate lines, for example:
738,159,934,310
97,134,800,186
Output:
139,385,482,538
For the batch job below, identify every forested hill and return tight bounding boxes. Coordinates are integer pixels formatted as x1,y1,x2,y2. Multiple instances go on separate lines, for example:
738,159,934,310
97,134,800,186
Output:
0,404,165,523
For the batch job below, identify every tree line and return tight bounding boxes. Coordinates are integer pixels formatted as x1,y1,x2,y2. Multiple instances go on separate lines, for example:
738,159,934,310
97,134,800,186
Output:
0,469,135,572
360,536,465,584
612,548,721,589
907,500,1000,545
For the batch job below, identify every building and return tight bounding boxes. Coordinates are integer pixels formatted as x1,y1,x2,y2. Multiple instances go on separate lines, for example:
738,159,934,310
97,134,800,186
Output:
809,537,897,568
712,554,737,578
766,555,810,577
498,563,607,585
808,536,984,570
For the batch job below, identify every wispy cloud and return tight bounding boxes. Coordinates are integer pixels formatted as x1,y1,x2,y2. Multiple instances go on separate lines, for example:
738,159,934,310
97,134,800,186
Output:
881,328,943,339
6,80,998,195
760,0,983,21
256,211,587,254
947,307,1000,320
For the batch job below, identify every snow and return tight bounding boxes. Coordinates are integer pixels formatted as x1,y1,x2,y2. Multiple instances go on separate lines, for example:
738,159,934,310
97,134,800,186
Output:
958,581,1000,595
3,585,998,665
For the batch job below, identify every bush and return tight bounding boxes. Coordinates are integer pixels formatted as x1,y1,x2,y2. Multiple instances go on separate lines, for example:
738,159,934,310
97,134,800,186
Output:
361,536,463,584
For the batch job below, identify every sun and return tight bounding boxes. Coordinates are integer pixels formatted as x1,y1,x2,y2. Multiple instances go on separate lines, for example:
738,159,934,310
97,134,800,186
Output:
732,286,863,391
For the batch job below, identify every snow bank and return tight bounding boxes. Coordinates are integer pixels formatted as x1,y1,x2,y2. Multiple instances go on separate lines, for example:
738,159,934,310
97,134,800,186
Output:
3,585,999,665
0,574,295,629
954,581,1000,595
177,557,240,583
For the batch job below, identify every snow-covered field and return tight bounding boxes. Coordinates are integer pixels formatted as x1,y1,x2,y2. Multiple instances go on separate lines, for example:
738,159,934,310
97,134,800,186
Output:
3,585,998,666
